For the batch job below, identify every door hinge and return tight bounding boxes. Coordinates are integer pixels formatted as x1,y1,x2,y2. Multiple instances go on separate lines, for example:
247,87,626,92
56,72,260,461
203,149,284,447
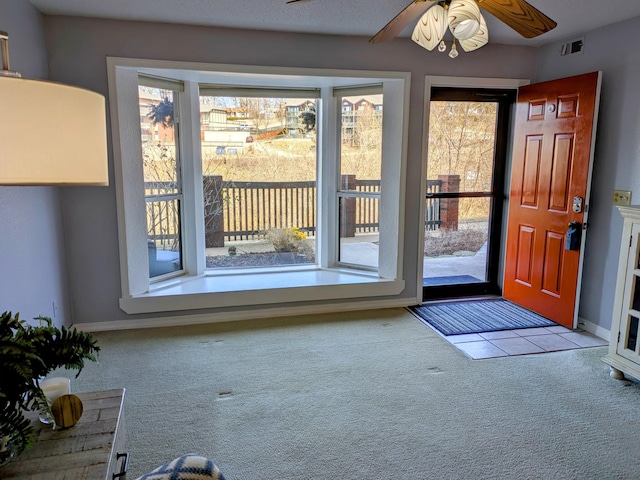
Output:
618,331,621,343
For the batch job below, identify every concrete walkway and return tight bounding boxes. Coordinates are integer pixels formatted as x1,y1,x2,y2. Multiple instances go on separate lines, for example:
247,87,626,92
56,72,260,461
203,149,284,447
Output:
206,234,487,283
423,242,487,281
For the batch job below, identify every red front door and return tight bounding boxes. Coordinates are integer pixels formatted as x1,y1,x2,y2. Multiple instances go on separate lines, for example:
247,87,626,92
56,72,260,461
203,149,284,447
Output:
503,72,601,328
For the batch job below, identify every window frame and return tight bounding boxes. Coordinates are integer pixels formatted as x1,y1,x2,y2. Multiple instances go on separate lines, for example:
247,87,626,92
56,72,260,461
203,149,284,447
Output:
198,87,321,272
418,75,530,301
422,86,516,299
138,78,186,282
334,85,384,270
108,57,409,314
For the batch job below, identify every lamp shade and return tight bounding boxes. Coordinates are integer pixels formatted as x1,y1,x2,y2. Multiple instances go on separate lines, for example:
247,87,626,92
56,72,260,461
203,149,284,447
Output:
459,13,489,52
412,4,447,51
448,0,482,41
0,76,108,186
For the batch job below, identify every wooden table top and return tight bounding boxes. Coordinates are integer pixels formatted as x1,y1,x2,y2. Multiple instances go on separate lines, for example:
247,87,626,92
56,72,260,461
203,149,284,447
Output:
2,388,126,480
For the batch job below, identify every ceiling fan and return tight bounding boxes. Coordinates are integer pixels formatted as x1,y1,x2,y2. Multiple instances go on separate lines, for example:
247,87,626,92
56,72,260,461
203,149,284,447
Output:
286,0,556,57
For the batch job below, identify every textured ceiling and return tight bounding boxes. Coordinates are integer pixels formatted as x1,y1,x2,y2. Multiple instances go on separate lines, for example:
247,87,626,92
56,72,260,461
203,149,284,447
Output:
28,0,640,47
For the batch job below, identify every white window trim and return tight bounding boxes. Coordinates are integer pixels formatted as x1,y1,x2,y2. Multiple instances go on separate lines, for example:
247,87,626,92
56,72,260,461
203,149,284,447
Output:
107,57,409,314
334,84,383,271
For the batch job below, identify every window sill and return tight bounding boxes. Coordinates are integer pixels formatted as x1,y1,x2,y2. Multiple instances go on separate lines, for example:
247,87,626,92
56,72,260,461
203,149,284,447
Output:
119,267,405,314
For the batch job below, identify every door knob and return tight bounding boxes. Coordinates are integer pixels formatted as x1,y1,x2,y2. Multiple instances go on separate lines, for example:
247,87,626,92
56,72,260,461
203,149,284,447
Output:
566,221,582,251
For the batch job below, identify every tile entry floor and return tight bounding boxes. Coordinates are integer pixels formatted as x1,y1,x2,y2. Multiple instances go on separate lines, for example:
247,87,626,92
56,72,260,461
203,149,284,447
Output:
428,324,608,360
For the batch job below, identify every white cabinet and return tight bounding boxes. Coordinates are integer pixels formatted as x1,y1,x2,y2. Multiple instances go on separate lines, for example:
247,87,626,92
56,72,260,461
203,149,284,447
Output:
604,206,640,380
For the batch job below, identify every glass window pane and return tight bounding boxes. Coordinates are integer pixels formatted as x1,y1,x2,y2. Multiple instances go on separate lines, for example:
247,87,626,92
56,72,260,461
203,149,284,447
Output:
627,316,639,352
139,87,183,278
146,198,183,277
423,197,490,285
336,93,382,270
200,95,317,269
139,89,180,192
338,196,379,269
340,94,383,190
427,101,497,193
633,277,640,312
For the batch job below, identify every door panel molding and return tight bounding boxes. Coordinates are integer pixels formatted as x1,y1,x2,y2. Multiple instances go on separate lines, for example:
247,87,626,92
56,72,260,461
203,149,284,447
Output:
541,230,563,295
522,136,542,207
549,134,574,212
515,226,535,285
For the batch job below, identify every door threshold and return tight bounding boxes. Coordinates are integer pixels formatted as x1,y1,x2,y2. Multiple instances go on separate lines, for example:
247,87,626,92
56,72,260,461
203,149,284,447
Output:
418,294,501,306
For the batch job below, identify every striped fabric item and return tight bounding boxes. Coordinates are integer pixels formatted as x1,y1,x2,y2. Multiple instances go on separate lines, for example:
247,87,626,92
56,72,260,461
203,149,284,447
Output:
411,299,556,336
136,454,226,480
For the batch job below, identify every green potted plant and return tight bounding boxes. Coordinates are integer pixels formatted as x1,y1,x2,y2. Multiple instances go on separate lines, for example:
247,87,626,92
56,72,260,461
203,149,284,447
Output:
0,311,100,464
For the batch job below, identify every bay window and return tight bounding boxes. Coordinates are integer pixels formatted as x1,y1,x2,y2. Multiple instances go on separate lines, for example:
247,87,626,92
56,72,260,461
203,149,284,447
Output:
108,58,409,314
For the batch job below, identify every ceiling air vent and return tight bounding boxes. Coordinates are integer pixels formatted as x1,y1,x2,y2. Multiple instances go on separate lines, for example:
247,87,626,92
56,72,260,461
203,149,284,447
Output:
560,38,584,56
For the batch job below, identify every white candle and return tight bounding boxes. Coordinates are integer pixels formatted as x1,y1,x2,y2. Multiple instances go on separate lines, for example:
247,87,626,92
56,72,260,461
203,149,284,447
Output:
41,377,71,404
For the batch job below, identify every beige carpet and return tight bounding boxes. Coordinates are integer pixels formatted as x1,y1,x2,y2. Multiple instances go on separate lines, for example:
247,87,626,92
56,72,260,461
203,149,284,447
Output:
62,308,640,479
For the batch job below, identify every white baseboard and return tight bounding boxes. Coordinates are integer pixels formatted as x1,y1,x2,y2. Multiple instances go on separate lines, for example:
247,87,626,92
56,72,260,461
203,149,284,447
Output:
74,297,420,332
578,316,610,340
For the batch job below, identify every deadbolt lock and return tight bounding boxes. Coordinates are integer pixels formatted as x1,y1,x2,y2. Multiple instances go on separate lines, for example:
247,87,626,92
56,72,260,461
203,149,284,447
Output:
572,196,584,213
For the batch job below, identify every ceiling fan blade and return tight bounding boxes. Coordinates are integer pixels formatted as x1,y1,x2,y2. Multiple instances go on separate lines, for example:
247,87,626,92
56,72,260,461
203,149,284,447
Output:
478,0,556,38
286,0,313,4
369,0,435,44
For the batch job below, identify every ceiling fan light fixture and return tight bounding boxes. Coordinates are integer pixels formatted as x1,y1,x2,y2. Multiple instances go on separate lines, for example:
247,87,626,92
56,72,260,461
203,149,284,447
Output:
411,4,447,51
447,0,481,41
408,0,491,57
459,13,489,52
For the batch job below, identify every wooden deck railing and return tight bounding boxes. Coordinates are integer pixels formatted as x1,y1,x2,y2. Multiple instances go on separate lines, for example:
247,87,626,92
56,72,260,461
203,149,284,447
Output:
425,180,441,231
206,178,318,245
146,176,443,248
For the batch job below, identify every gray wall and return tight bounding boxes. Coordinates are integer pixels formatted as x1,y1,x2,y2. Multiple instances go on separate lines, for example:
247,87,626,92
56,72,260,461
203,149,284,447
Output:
2,6,635,331
42,16,538,325
0,0,69,327
11,10,634,333
536,16,640,331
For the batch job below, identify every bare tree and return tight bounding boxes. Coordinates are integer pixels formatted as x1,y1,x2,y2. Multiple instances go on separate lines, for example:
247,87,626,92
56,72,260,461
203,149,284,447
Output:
428,101,497,218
